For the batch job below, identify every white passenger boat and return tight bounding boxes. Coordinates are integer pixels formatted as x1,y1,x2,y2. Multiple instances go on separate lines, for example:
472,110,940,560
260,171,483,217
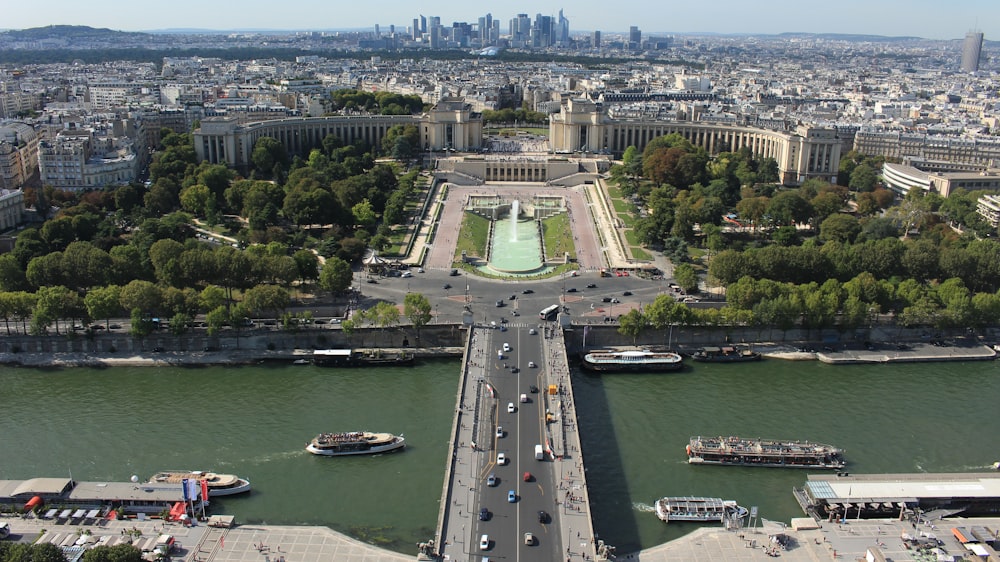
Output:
306,431,405,456
654,496,747,524
148,471,251,496
581,350,683,372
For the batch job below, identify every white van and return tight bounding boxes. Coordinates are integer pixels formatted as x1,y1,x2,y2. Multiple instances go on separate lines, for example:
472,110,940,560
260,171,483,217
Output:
520,393,528,403
534,444,544,460
0,522,10,539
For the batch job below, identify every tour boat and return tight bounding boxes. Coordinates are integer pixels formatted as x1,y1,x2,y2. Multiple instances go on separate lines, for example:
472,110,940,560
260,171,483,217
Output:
306,431,405,456
148,471,251,496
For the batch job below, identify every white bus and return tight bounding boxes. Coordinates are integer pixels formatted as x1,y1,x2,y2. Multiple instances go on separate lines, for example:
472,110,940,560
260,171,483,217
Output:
539,304,559,321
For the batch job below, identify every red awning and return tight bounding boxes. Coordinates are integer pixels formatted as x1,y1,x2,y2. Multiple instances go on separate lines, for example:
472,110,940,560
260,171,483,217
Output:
169,502,187,521
24,495,43,510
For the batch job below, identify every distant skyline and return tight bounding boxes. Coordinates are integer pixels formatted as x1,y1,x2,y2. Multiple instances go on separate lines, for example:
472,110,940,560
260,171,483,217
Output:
3,0,999,41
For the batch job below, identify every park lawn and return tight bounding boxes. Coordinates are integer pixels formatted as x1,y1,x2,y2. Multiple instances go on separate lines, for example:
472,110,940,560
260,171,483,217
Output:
455,212,490,260
624,229,642,246
606,185,623,199
542,213,576,260
612,198,632,213
618,213,636,228
631,247,651,260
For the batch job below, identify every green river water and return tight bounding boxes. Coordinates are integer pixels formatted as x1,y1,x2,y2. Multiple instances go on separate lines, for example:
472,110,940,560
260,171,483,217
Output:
1,358,997,554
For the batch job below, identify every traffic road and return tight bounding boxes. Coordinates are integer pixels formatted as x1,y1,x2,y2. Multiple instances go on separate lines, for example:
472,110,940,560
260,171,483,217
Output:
471,324,561,561
355,267,674,326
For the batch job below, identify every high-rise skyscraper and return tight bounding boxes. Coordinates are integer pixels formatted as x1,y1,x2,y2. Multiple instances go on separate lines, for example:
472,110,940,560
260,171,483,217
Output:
629,26,641,49
961,31,984,72
593,30,601,48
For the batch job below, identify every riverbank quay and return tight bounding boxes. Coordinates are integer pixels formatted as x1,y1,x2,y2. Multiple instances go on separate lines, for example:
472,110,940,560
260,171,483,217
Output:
0,514,411,562
815,341,995,364
631,515,1000,561
7,509,998,562
0,346,464,368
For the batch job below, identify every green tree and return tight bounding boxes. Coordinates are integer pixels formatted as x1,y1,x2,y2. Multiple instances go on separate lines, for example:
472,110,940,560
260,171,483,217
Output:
318,257,353,295
673,263,698,293
251,136,288,175
179,183,213,216
85,285,123,329
617,308,647,344
404,292,433,339
819,214,861,243
767,191,813,226
119,280,162,315
0,253,28,291
82,543,143,562
849,163,878,192
242,284,290,321
352,198,377,227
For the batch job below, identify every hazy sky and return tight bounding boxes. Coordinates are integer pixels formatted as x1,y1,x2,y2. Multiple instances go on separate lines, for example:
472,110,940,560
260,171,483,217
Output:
3,0,998,40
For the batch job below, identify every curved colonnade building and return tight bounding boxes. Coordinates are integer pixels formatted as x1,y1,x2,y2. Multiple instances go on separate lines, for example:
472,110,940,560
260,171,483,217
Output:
549,98,842,186
194,96,842,187
193,98,482,170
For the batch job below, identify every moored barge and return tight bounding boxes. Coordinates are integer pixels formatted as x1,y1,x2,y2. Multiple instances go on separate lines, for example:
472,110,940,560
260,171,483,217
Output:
688,436,846,469
312,349,414,367
691,346,761,362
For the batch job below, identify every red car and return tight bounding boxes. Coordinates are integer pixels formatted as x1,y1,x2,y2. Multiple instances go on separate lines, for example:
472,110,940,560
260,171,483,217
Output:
523,472,532,482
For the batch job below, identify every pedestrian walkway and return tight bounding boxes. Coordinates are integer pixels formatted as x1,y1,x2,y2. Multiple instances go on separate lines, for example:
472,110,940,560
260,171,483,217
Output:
541,324,603,560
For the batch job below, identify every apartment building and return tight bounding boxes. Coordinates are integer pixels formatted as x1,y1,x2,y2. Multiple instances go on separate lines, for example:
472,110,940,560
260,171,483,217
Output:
38,127,140,190
0,121,39,189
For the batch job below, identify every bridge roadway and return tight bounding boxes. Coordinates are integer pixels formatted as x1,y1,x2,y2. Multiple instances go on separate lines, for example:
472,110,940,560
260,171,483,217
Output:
437,324,600,561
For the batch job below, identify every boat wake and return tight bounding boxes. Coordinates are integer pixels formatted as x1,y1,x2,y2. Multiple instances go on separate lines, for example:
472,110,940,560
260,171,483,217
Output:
632,502,656,513
243,450,310,464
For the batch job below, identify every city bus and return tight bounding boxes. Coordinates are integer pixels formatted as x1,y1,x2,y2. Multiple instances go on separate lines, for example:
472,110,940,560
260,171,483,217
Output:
539,304,559,321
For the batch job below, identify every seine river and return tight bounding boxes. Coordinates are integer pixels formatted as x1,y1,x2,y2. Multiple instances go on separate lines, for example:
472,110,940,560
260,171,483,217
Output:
2,358,997,554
